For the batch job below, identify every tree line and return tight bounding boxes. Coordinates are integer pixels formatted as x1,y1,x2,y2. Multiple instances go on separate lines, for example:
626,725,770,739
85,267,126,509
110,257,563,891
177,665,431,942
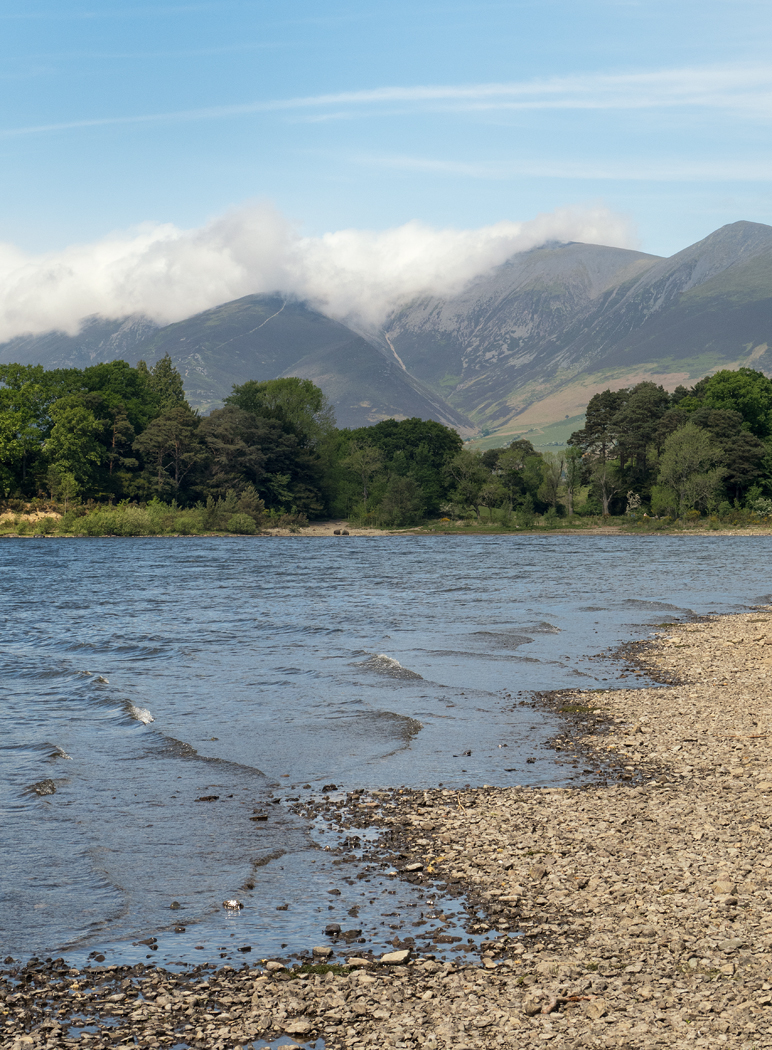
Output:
567,368,772,518
0,357,491,528
2,358,771,531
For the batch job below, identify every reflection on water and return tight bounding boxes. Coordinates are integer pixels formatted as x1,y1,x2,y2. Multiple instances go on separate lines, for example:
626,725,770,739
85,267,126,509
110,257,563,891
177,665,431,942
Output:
1,534,770,966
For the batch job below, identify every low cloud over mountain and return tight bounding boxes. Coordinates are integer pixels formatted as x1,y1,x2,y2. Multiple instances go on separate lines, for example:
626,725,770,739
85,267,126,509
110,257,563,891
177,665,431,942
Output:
0,202,635,342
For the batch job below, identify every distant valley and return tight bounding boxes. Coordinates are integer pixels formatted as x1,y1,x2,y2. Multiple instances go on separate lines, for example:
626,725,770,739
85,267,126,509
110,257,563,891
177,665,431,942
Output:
2,220,770,444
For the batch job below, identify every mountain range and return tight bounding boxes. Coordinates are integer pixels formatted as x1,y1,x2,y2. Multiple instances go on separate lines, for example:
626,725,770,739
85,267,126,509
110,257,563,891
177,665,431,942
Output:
2,220,770,444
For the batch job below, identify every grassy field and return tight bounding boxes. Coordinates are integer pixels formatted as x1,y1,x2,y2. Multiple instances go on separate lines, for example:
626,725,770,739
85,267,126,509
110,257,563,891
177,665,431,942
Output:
468,413,585,453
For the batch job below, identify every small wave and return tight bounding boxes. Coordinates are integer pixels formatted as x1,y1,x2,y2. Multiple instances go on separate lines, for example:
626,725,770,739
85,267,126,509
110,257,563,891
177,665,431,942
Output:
49,745,73,760
129,705,154,724
357,654,423,680
369,709,423,740
472,630,533,649
522,621,561,634
27,779,57,796
621,599,683,611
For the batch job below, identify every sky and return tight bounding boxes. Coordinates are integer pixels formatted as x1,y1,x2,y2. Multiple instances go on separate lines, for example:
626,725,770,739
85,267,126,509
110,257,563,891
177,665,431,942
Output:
0,0,771,335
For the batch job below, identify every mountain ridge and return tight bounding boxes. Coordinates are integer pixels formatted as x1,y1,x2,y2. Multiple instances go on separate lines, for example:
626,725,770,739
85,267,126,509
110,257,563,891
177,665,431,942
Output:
1,220,770,444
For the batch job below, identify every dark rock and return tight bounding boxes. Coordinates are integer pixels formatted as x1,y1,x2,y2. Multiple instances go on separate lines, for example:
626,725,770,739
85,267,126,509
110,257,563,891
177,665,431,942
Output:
325,924,342,936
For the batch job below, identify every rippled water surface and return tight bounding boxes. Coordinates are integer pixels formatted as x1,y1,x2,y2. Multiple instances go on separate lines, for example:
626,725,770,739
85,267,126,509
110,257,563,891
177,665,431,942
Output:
2,534,771,967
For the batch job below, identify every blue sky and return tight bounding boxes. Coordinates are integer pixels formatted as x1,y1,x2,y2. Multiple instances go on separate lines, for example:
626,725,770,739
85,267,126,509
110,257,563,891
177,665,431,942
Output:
1,0,771,259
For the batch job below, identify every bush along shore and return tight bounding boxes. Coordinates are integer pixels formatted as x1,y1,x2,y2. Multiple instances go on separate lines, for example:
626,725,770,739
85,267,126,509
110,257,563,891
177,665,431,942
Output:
4,500,772,538
5,609,772,1049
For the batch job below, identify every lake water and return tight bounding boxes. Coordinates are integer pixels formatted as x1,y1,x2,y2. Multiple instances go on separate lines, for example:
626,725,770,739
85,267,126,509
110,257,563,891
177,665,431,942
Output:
2,534,771,969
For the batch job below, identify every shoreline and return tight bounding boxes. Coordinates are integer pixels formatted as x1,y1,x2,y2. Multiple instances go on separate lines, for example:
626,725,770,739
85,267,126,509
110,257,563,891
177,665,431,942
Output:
5,525,772,539
5,608,772,1048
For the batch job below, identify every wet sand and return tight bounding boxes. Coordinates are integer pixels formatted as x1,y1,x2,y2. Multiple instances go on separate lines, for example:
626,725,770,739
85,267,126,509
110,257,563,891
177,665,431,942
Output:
5,607,772,1049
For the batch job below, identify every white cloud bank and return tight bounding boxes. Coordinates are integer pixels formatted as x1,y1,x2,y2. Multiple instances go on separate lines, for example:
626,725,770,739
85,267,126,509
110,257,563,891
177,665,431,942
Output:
0,202,636,342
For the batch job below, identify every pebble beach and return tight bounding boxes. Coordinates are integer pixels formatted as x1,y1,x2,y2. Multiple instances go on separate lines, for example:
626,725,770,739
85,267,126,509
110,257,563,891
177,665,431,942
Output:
5,605,772,1050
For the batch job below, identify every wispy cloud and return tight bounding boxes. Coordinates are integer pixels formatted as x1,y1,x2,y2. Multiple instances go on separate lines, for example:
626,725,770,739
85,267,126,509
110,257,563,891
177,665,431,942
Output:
354,153,772,183
2,63,771,139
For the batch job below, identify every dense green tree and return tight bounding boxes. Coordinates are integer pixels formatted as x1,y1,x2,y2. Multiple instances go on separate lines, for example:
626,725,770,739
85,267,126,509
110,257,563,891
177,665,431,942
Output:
226,377,336,448
568,388,627,462
136,354,187,412
104,406,138,478
379,475,425,525
44,399,105,486
654,422,725,515
614,382,670,475
445,449,489,519
690,407,768,501
568,388,630,514
341,442,384,511
490,439,542,511
0,364,66,493
346,417,462,465
478,479,507,520
46,466,79,512
335,417,463,519
698,368,772,439
198,406,269,497
224,377,331,513
537,452,564,509
565,372,772,514
133,406,205,496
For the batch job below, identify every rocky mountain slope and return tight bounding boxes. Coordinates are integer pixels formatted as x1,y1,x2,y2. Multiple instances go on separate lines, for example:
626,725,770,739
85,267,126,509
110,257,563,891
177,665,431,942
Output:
384,221,772,442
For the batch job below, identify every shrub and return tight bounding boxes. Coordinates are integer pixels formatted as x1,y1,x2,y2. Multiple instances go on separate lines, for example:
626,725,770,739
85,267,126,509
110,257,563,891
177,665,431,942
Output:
175,515,200,535
33,516,59,535
717,501,733,520
72,506,155,536
751,496,772,516
517,504,535,528
226,513,257,535
268,509,308,532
